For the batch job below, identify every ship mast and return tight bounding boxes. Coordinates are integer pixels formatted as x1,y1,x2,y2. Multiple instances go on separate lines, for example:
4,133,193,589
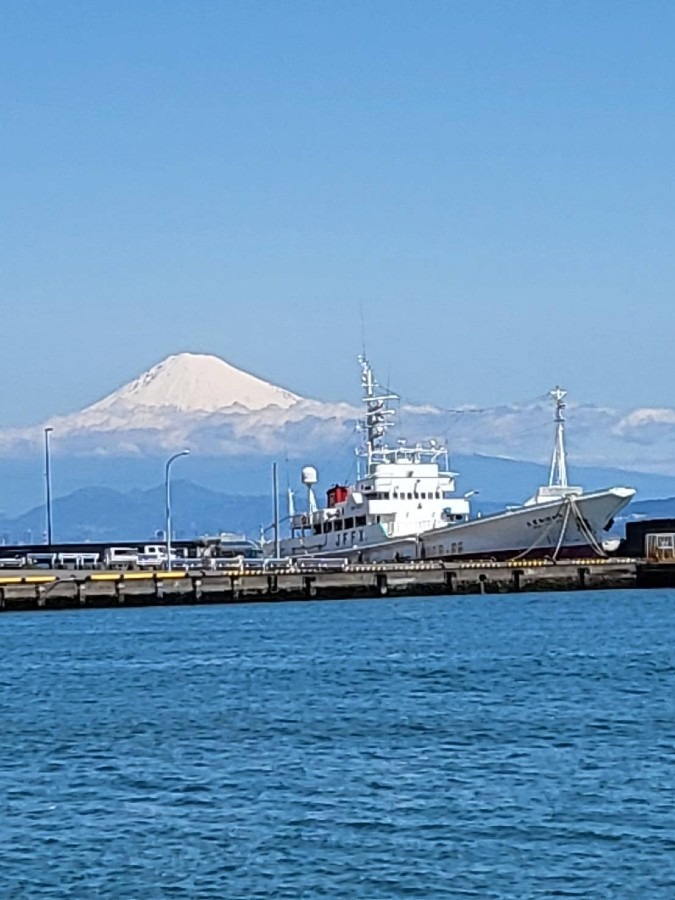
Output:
358,355,398,473
548,386,568,489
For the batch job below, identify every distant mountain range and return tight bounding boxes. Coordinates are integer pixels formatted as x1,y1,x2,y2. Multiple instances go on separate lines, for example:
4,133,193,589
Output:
2,351,674,521
0,481,271,545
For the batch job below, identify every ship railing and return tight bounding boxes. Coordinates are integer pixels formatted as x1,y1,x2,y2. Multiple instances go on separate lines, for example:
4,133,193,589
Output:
241,558,297,571
294,557,349,572
202,557,350,575
205,556,298,574
362,445,448,465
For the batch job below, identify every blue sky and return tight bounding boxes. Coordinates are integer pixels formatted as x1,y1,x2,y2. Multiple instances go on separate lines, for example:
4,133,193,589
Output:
2,0,674,426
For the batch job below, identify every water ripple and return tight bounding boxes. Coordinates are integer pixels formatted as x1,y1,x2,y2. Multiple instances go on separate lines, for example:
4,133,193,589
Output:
1,590,675,898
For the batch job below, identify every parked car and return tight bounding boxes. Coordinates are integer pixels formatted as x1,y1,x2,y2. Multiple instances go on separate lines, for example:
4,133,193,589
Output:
103,547,140,569
0,555,27,568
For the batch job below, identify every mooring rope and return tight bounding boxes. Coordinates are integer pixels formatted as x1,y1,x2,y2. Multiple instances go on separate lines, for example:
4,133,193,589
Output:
567,494,607,557
510,502,568,562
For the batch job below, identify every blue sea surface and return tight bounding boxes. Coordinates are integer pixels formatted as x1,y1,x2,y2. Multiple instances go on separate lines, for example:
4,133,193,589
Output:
1,590,675,899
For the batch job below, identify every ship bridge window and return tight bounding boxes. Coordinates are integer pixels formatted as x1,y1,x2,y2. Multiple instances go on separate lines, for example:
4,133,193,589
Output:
334,520,343,531
344,517,354,529
435,492,441,499
442,491,453,499
313,524,321,535
407,493,412,500
323,521,333,533
356,515,366,527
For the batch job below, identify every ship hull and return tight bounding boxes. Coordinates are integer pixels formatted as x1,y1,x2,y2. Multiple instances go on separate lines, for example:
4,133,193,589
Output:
276,487,635,563
416,487,634,562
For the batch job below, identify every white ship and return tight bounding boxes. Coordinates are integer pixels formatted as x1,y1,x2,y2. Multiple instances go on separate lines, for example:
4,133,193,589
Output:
268,358,635,562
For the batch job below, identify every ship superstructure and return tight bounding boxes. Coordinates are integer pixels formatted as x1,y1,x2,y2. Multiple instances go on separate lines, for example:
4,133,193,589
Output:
274,357,470,559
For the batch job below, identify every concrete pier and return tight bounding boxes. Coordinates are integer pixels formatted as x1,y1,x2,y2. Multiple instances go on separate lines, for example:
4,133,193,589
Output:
0,557,652,613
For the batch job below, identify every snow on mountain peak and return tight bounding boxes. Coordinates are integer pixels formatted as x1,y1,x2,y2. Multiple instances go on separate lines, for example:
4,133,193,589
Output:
85,352,302,415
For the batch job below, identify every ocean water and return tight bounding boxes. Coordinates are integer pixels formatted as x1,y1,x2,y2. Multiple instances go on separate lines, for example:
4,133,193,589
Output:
1,590,675,899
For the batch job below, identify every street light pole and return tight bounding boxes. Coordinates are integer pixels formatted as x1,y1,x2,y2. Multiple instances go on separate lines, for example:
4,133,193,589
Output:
272,461,280,558
44,427,54,546
165,450,190,571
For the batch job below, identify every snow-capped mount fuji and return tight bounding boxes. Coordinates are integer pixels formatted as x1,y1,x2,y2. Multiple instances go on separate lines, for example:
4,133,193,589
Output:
91,352,302,414
55,352,304,431
0,352,358,458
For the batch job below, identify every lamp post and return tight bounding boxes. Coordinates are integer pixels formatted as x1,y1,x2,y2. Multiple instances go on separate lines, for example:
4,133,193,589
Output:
165,450,190,571
44,427,54,546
